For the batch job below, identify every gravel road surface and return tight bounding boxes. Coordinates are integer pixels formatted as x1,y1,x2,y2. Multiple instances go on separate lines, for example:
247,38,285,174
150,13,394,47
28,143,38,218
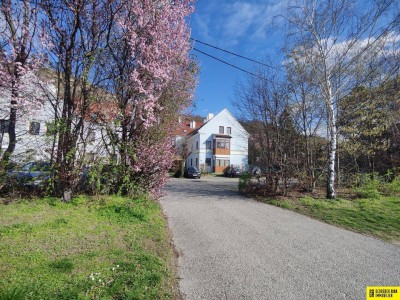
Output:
160,177,400,300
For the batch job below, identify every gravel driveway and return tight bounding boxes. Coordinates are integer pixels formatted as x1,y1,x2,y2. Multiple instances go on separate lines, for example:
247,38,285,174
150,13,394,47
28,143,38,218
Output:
160,177,400,300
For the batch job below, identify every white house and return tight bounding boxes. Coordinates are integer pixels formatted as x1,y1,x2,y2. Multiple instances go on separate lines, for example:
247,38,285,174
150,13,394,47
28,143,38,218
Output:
185,108,249,173
0,71,108,163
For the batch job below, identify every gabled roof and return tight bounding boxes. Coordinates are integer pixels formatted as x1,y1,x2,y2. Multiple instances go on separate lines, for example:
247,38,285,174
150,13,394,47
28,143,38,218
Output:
173,117,202,136
187,108,249,138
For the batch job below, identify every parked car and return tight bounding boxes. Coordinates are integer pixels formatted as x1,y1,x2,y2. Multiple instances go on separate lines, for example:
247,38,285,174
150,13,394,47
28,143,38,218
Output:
251,166,261,177
8,161,52,188
224,166,242,177
184,166,201,179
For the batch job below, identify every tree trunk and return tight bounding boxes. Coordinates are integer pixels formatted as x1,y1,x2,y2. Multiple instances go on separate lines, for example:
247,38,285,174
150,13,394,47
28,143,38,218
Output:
327,101,337,199
0,77,18,168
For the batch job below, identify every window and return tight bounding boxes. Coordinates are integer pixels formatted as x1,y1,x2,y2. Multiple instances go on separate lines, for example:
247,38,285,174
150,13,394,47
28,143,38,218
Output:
0,119,10,134
227,127,231,134
206,141,212,149
29,121,40,135
191,159,193,166
216,159,230,167
87,129,96,143
196,158,198,166
215,139,230,149
219,126,224,134
196,141,199,149
205,158,211,166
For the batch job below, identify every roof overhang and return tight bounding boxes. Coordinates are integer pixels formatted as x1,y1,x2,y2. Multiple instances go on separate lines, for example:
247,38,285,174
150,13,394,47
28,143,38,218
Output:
213,134,232,139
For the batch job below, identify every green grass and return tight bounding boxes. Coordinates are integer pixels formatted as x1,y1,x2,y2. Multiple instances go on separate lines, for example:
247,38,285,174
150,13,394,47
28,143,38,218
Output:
263,196,400,243
0,195,177,299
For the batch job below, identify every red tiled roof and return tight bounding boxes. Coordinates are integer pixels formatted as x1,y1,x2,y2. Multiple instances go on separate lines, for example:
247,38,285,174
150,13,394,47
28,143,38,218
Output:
172,117,203,136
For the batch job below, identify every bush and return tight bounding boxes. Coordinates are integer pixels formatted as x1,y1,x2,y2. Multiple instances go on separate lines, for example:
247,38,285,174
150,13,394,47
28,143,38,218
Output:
352,172,400,199
174,169,182,178
380,175,400,196
238,172,251,193
353,173,382,199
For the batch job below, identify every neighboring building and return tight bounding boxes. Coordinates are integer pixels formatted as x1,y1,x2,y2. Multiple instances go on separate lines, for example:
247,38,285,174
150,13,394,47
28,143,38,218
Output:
1,73,249,172
184,108,249,173
0,72,109,163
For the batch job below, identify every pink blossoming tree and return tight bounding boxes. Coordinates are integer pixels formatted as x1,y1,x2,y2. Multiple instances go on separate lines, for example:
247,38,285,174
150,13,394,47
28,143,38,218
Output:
0,0,41,168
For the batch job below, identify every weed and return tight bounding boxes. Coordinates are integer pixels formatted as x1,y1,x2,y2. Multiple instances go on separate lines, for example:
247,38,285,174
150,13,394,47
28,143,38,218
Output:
49,258,74,272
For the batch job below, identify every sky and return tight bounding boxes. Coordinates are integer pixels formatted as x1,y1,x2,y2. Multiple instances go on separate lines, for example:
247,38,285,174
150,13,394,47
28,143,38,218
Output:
189,0,287,117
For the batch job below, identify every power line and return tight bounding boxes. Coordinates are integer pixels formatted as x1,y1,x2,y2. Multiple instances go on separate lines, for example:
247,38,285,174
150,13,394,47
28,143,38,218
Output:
191,37,283,72
192,47,279,85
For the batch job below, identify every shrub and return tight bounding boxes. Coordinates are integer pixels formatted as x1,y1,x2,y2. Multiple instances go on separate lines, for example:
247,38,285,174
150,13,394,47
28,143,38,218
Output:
380,175,400,196
353,173,382,199
352,172,400,198
238,172,251,193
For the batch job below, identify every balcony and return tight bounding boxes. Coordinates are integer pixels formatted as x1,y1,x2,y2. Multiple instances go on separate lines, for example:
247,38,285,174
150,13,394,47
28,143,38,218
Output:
214,148,230,155
213,135,231,155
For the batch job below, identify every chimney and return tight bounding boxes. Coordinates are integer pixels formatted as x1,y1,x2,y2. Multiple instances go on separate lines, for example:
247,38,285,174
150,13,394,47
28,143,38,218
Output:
189,120,196,128
206,113,214,122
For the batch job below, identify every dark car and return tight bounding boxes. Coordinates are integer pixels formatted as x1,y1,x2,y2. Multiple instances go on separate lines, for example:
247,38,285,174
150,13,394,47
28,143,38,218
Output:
224,166,242,177
251,166,261,177
8,161,52,188
184,166,201,179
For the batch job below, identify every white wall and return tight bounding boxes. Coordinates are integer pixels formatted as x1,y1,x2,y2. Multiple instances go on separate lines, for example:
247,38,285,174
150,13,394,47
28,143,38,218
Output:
0,72,109,163
182,108,249,172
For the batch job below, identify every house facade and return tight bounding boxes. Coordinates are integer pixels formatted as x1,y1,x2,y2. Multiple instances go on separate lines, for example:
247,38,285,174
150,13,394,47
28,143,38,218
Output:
0,72,108,163
185,108,249,173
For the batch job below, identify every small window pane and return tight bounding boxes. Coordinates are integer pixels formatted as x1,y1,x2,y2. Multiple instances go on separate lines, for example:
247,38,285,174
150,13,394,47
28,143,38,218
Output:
227,127,231,134
88,129,96,142
29,122,40,135
0,119,10,134
219,126,224,134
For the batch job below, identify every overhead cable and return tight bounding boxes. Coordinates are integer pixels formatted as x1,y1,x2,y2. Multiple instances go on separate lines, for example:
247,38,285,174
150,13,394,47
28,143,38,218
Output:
191,37,283,72
192,47,279,85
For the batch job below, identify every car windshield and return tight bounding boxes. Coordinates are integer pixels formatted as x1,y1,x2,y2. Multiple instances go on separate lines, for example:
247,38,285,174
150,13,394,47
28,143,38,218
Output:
21,162,50,172
40,162,51,171
21,162,34,171
188,167,199,172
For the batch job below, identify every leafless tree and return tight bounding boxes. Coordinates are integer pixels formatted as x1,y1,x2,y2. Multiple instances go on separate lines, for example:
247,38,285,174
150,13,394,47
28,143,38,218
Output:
283,0,400,198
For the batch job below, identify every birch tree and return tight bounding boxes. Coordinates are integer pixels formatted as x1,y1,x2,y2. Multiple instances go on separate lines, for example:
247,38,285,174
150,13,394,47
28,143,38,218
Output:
284,0,400,198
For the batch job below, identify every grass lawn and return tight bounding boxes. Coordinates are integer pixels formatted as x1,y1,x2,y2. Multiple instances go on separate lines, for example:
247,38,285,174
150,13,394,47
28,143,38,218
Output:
263,196,400,244
0,195,178,299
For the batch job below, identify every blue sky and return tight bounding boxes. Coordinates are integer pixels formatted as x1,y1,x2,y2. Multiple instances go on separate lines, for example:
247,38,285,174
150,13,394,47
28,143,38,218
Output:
189,0,286,116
